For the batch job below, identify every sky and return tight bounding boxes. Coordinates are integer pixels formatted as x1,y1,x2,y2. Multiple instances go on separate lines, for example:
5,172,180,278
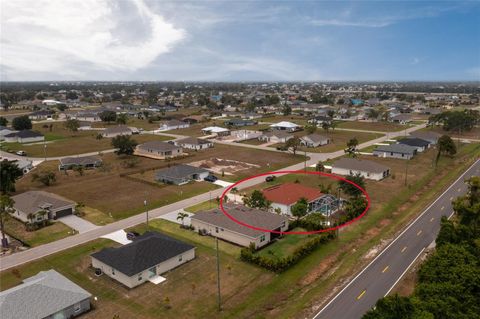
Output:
1,0,479,82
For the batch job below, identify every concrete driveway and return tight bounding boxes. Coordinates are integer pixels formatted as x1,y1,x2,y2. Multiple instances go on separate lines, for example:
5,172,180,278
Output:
58,215,99,234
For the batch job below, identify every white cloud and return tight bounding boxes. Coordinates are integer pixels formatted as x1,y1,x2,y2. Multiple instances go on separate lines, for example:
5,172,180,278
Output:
0,0,185,79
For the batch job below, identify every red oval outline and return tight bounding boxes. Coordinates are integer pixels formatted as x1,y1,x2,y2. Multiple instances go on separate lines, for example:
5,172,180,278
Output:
219,170,371,235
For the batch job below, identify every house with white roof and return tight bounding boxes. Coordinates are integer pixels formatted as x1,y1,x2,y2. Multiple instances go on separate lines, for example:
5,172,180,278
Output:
270,121,301,132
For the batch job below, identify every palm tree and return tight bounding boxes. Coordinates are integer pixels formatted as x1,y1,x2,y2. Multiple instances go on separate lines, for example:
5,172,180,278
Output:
0,160,23,194
0,195,14,248
176,212,189,227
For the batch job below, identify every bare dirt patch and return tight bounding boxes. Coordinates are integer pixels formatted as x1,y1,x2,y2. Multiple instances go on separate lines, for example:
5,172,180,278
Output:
189,157,260,175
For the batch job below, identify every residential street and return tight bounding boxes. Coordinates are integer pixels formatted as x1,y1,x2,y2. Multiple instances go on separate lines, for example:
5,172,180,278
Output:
0,123,428,271
313,158,480,319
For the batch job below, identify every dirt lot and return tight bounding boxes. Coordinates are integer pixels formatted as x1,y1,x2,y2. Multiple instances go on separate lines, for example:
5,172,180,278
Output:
189,158,260,176
423,126,480,139
15,144,304,221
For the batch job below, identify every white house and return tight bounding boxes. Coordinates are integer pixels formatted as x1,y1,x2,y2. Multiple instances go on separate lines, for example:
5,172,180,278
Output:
331,158,390,181
158,119,189,131
201,126,230,137
300,134,330,147
270,121,301,132
4,130,45,143
91,232,195,288
173,137,213,150
262,183,338,216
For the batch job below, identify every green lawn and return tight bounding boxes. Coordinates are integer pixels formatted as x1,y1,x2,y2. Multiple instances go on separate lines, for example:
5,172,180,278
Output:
184,200,218,213
4,216,74,247
256,228,315,259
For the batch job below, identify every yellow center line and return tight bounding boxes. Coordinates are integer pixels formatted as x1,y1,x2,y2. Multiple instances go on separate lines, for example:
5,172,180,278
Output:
430,217,435,222
458,188,461,192
417,230,423,236
382,266,389,273
401,246,407,253
450,196,454,201
357,290,366,300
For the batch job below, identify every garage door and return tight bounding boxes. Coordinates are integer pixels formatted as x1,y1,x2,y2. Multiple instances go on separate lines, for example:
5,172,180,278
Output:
55,208,73,218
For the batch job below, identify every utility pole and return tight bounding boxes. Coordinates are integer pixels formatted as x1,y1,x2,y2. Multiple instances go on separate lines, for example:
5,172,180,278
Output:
404,159,409,186
43,141,47,161
144,199,149,229
304,150,307,171
215,236,221,312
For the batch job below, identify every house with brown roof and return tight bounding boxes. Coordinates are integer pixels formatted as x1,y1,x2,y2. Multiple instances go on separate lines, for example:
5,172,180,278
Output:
173,137,213,150
102,125,133,138
331,158,390,181
263,183,338,216
158,119,189,131
258,131,293,143
135,141,183,159
11,191,76,223
300,134,330,147
190,205,289,249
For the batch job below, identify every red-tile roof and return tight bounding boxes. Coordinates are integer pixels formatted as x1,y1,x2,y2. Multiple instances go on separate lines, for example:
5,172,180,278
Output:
262,183,323,206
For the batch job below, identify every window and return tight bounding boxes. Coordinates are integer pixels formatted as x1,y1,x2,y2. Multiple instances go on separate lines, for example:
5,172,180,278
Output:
138,274,143,281
111,268,115,275
281,221,286,227
215,227,219,233
74,303,81,313
220,228,224,231
178,255,183,262
260,235,266,242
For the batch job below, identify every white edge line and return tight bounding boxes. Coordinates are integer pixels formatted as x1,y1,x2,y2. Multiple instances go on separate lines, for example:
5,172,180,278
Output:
384,247,425,297
313,158,479,318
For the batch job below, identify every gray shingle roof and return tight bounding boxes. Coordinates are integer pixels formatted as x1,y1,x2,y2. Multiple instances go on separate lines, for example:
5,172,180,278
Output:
0,270,91,319
5,130,43,138
59,155,102,166
91,232,195,276
397,138,430,148
175,137,212,146
261,130,291,138
333,158,390,174
301,134,329,144
191,205,288,238
11,191,75,215
137,141,181,152
374,144,417,155
103,125,132,135
156,164,208,180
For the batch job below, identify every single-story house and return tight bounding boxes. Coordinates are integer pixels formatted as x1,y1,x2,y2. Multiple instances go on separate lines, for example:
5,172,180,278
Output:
159,119,190,131
68,111,102,122
191,204,289,249
230,130,263,141
173,137,213,150
0,126,16,141
263,183,338,216
78,121,93,130
409,131,441,145
91,231,195,288
224,118,258,127
201,126,231,137
270,121,301,132
0,270,91,319
300,134,330,147
390,114,412,125
397,138,430,152
1,158,33,174
4,130,45,143
102,125,133,138
307,116,332,126
155,164,210,185
58,155,103,170
373,144,417,160
258,131,293,143
135,141,183,159
332,158,390,181
28,110,55,121
11,191,76,222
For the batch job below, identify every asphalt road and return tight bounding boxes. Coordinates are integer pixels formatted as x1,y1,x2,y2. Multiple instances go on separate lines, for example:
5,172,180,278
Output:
313,158,480,319
0,123,427,270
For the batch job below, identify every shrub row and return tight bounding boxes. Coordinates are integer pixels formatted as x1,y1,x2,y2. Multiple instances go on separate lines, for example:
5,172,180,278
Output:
240,232,336,272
